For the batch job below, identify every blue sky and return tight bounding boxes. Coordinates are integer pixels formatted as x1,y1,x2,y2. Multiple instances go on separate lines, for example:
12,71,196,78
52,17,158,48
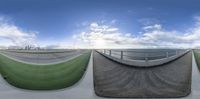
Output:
0,0,200,49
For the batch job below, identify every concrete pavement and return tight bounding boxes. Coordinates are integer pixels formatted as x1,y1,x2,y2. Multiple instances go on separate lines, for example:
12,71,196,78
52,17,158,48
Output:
0,51,199,99
93,51,192,98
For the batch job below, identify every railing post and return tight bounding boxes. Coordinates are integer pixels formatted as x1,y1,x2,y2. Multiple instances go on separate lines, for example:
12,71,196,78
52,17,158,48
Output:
166,52,169,58
109,50,111,56
104,49,105,54
121,51,123,60
176,50,178,55
145,53,148,62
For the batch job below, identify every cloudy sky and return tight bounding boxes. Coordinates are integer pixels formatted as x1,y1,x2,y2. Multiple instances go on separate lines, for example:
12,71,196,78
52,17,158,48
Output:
0,0,200,49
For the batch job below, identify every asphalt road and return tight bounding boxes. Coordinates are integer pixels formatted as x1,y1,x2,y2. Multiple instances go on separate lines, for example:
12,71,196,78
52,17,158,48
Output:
0,50,84,65
0,51,199,99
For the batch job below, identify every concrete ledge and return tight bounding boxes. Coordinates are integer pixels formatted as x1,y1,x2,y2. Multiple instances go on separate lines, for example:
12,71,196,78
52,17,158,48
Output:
97,50,190,67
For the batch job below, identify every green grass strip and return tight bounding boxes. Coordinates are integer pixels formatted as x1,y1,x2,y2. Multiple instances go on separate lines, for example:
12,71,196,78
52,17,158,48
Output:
0,51,91,90
194,50,200,71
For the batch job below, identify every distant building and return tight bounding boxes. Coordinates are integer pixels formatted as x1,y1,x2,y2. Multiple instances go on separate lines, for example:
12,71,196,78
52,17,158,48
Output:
24,45,42,50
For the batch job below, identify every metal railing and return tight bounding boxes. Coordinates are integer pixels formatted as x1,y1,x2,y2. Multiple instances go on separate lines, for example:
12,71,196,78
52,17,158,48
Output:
96,49,190,67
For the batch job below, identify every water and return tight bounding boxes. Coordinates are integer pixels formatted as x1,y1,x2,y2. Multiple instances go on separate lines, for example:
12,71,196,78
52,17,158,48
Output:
102,49,186,60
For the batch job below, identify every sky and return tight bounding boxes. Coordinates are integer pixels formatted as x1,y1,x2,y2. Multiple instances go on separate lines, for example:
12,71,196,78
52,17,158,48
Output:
0,0,200,49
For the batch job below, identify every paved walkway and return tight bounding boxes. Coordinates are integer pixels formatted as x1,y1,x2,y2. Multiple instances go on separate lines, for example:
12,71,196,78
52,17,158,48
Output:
183,52,200,99
93,51,192,98
0,51,199,99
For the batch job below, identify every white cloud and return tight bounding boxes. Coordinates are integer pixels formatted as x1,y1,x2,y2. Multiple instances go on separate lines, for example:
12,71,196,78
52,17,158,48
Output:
0,16,38,48
2,15,200,49
73,22,147,49
142,24,162,31
140,16,200,48
73,17,200,49
90,22,99,28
